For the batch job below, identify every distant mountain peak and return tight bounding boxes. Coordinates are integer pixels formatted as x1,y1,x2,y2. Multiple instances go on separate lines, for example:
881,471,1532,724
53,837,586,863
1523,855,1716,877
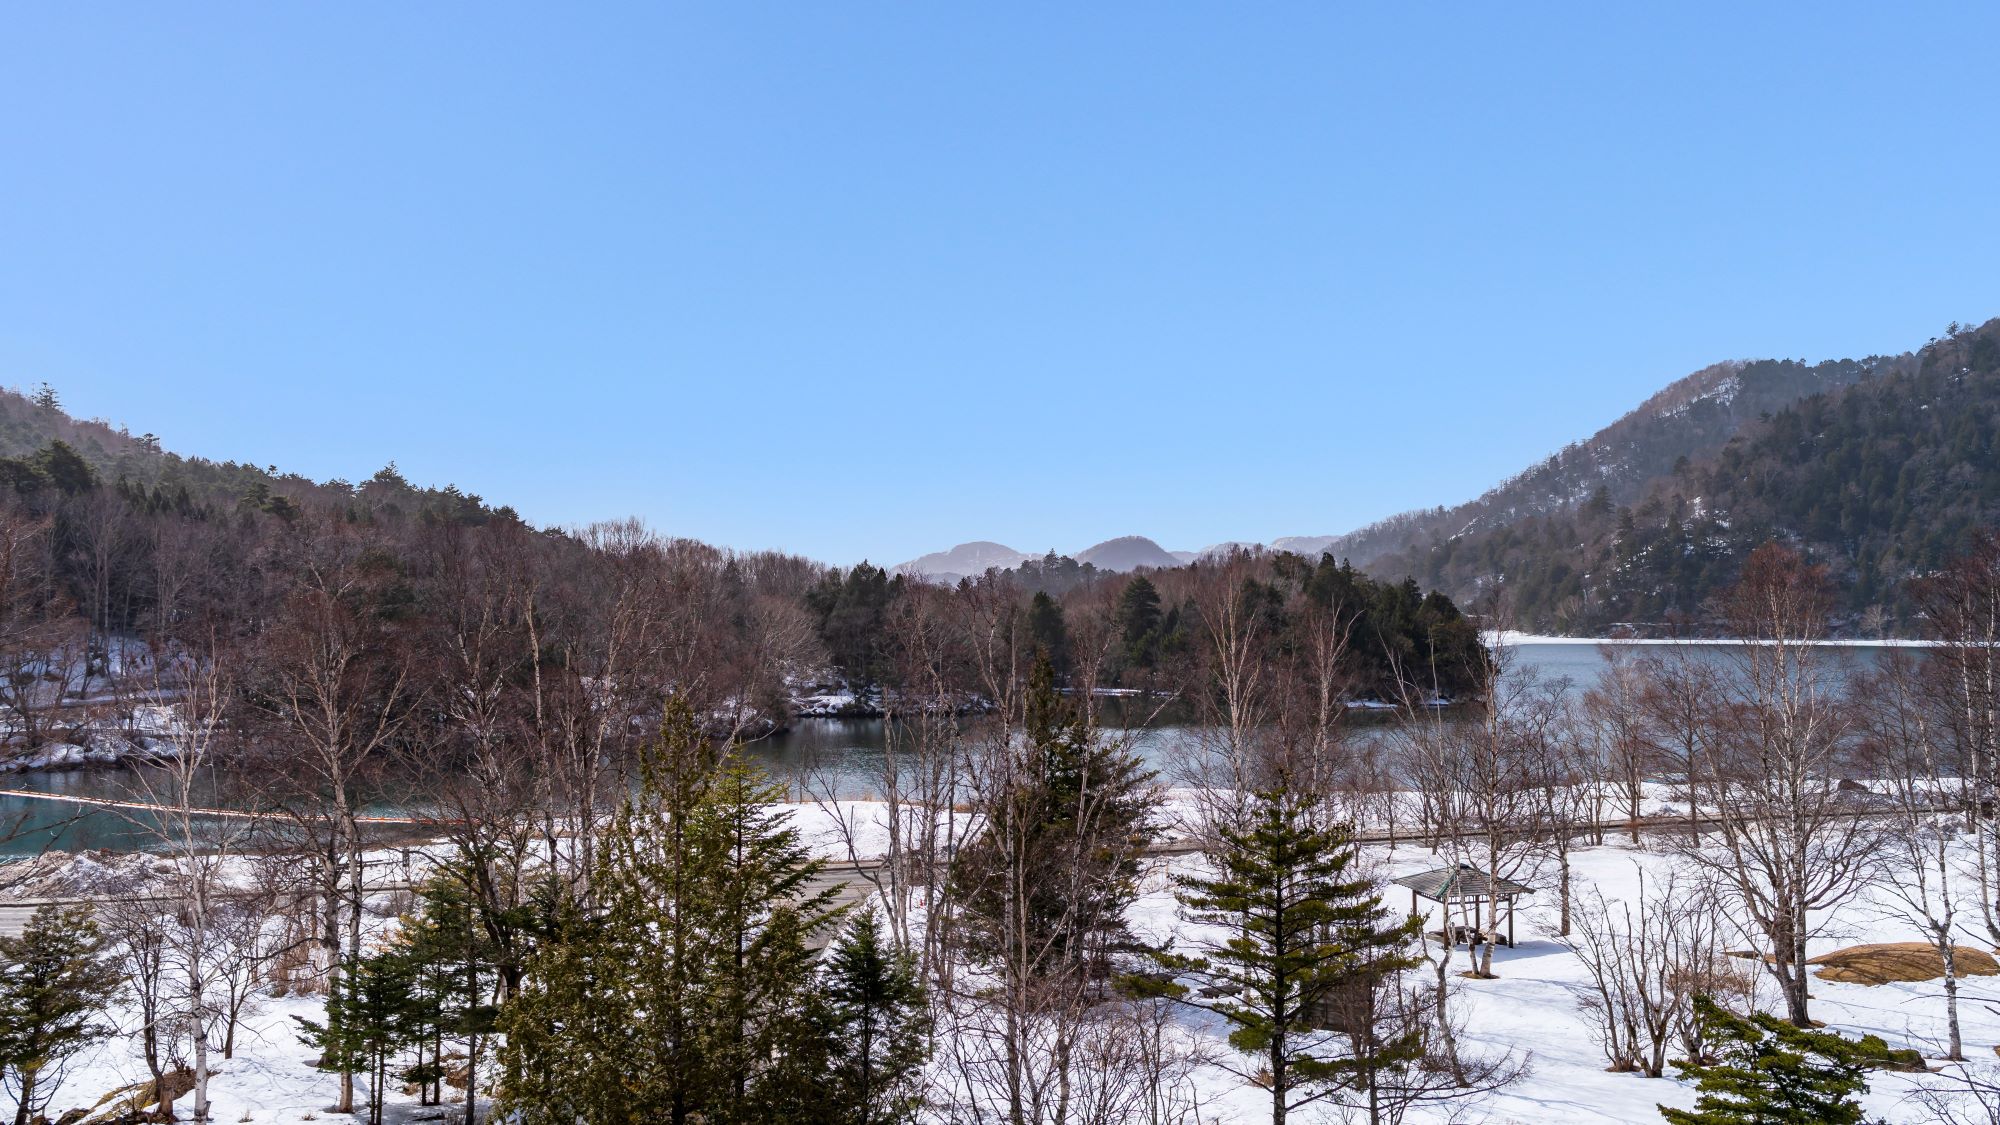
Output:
895,533,1358,579
893,540,1034,580
1075,535,1182,573
1269,534,1342,557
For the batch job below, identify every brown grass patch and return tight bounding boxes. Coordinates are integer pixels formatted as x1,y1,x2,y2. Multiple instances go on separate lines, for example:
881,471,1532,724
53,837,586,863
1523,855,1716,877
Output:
1808,942,2000,985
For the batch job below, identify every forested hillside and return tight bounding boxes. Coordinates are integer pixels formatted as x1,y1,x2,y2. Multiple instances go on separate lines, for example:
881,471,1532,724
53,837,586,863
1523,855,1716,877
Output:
0,383,518,525
0,383,833,747
0,380,1491,772
1375,319,2000,633
1331,353,1902,571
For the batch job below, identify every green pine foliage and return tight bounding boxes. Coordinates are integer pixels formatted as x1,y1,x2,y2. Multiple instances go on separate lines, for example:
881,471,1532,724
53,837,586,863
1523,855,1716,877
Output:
818,913,932,1125
951,653,1156,971
496,695,845,1125
1293,555,1487,700
1141,785,1424,1125
1010,550,1101,596
493,893,618,1122
297,875,496,1125
396,870,502,1109
1115,574,1165,672
0,905,123,1125
806,562,900,686
1025,590,1070,676
298,945,422,1125
1657,996,1920,1125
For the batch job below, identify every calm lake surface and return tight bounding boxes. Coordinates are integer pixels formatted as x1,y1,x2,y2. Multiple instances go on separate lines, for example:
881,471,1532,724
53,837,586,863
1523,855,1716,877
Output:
0,642,1900,857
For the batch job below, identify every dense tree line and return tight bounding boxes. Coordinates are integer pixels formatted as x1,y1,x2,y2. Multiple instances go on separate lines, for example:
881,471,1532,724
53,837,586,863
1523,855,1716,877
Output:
807,549,1487,703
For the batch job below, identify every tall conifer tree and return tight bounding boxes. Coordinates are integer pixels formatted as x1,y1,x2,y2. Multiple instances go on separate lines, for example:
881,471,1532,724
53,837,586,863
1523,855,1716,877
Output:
949,652,1156,1120
1116,575,1164,672
497,695,843,1125
298,945,420,1125
0,905,121,1125
818,912,932,1125
953,653,1154,970
1140,785,1423,1125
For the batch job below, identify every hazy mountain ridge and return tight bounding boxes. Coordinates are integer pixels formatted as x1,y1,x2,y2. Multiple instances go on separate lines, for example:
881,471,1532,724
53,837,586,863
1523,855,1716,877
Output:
891,540,1036,582
896,535,1193,579
892,354,1892,581
1074,535,1183,572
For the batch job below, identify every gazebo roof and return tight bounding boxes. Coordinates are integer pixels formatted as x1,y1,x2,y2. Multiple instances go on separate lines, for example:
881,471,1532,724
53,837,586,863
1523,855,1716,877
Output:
1392,863,1533,901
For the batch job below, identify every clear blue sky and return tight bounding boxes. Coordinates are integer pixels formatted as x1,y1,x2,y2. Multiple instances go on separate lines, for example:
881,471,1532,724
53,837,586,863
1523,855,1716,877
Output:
4,4,1996,565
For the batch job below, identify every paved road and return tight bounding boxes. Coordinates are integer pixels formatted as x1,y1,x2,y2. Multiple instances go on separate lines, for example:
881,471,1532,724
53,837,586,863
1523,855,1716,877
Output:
0,900,45,939
802,859,889,949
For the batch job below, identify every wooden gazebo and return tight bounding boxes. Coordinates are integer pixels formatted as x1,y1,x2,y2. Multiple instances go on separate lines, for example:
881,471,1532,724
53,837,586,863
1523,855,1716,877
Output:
1392,862,1533,947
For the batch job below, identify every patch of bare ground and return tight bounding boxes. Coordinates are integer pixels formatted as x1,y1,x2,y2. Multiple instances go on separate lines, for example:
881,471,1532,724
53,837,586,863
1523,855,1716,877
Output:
1808,942,2000,985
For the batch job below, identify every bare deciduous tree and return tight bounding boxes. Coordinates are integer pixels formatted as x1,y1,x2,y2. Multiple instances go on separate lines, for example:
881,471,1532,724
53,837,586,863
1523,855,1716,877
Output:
1859,648,1972,1060
0,500,83,751
1584,643,1657,844
1564,865,1732,1078
1674,543,1880,1027
1635,646,1723,843
252,521,416,1114
1910,534,2000,943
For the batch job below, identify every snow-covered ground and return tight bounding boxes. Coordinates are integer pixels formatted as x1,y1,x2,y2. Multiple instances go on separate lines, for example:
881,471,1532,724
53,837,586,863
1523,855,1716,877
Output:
1247,840,1998,1124
13,800,2000,1123
26,990,465,1124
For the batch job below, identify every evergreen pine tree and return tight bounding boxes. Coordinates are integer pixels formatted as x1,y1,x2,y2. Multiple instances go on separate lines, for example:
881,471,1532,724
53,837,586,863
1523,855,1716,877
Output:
0,905,123,1125
298,945,421,1125
707,754,851,1121
1026,590,1070,677
394,872,501,1114
493,894,621,1123
1657,996,1915,1125
497,695,844,1125
952,652,1155,971
806,563,897,687
1138,785,1424,1125
818,912,932,1125
33,440,95,497
1116,575,1164,672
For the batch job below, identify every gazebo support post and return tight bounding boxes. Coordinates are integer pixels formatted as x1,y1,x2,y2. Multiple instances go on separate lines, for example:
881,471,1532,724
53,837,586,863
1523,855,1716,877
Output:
1507,897,1515,947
